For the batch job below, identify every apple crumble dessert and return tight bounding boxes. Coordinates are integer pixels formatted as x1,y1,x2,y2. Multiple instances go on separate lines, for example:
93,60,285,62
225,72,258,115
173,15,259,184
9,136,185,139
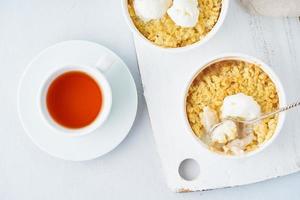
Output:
128,0,222,48
186,60,279,155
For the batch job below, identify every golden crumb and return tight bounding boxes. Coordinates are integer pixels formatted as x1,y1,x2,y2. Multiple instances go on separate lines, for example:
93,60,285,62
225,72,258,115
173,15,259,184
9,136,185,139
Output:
127,0,222,48
186,60,279,154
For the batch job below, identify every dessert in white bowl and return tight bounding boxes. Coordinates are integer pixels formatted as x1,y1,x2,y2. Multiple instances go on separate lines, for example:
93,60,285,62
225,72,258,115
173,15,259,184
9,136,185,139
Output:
126,0,225,48
186,57,286,156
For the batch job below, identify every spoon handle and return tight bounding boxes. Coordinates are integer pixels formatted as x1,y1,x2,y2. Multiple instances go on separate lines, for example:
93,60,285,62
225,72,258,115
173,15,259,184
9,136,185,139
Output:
248,101,300,124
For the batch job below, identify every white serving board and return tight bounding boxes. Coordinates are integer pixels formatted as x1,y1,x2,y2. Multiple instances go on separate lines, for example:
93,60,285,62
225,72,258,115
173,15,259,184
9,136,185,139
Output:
133,0,300,192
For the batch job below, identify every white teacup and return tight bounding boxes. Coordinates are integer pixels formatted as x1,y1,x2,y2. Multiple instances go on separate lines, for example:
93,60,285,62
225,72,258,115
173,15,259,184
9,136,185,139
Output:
39,55,115,137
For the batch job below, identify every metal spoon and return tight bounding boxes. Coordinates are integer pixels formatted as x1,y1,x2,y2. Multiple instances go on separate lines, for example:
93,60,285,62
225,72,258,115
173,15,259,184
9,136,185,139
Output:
209,101,300,136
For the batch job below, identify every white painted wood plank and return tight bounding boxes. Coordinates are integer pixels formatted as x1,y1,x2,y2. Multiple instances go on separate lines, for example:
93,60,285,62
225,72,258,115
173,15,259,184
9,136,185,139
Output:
240,0,300,17
134,0,300,192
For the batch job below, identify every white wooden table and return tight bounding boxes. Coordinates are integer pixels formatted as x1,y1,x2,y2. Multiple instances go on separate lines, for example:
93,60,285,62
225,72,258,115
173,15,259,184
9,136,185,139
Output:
0,0,300,199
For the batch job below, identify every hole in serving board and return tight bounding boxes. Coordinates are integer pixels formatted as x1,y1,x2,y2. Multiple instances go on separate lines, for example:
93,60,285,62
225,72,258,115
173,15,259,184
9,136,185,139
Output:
178,159,200,181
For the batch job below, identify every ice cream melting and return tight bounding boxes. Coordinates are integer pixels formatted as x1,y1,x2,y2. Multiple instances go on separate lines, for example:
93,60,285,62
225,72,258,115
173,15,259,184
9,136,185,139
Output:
167,0,200,27
199,106,218,132
221,93,261,121
211,120,238,144
134,0,172,22
199,93,261,155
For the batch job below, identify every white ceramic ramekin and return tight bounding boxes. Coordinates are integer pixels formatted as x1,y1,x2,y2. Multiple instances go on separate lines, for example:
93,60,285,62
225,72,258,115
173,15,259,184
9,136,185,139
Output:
121,0,230,52
183,53,286,158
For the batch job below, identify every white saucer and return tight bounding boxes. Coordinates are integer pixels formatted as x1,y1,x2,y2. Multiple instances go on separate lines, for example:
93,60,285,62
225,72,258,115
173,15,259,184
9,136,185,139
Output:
18,40,138,161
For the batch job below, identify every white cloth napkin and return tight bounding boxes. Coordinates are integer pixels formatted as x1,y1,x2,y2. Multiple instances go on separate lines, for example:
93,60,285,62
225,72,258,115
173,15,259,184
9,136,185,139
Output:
240,0,300,16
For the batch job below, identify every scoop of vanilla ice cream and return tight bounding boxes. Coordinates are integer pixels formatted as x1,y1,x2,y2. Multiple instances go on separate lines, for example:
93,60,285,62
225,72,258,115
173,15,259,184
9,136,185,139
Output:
199,106,219,132
167,0,200,27
211,120,238,144
221,93,261,121
134,0,172,22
